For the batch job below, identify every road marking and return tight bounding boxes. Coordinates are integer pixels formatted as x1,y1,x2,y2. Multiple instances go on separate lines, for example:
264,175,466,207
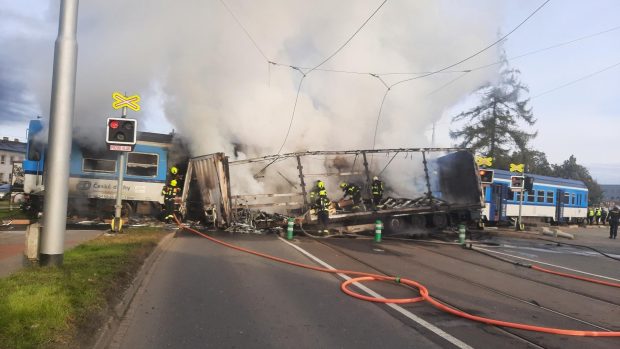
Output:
279,237,473,349
476,247,620,282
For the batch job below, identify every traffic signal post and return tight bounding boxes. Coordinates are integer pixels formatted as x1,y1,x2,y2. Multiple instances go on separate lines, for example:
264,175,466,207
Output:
107,93,140,233
511,175,525,231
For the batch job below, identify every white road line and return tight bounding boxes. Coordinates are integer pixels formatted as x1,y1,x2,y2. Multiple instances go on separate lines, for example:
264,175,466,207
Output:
279,237,473,349
475,247,620,282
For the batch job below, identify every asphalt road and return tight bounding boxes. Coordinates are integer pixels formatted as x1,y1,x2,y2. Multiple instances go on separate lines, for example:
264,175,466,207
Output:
111,231,445,349
111,228,620,349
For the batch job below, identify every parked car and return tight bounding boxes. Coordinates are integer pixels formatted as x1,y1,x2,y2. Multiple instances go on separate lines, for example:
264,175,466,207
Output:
0,184,10,200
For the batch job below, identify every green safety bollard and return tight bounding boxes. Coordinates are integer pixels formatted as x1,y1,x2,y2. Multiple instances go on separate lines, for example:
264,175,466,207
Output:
287,218,294,240
375,220,383,242
458,224,466,245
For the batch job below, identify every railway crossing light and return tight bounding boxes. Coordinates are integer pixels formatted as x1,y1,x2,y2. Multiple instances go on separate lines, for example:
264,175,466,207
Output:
479,169,494,184
511,175,525,190
524,176,534,191
106,117,137,146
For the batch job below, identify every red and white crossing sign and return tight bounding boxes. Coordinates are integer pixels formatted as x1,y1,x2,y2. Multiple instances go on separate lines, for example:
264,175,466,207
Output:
112,92,141,111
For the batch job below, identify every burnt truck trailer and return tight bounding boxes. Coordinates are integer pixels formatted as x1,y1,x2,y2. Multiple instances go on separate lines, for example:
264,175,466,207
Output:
179,148,484,233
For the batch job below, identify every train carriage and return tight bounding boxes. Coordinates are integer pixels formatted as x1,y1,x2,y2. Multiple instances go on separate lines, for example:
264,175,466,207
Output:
22,119,179,217
482,169,588,224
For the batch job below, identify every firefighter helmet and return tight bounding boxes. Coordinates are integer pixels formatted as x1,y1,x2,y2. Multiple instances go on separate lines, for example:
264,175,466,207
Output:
170,166,178,175
170,179,178,187
339,182,348,189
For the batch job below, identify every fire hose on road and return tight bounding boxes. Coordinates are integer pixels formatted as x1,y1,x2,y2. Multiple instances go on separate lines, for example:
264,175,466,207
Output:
174,216,620,337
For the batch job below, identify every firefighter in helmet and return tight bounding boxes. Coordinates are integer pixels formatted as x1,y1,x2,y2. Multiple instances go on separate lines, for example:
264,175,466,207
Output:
371,176,384,206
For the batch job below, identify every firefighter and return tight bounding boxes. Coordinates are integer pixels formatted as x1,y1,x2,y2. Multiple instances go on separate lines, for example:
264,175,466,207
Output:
595,207,602,225
340,182,361,210
371,176,384,206
316,194,331,235
587,207,595,225
162,179,180,223
309,180,327,206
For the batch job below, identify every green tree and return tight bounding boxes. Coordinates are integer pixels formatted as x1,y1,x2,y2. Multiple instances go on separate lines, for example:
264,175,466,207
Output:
450,50,536,161
552,155,603,205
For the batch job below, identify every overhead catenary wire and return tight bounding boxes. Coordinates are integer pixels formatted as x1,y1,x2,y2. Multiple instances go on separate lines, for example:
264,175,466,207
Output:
532,60,620,99
252,0,389,176
369,0,551,151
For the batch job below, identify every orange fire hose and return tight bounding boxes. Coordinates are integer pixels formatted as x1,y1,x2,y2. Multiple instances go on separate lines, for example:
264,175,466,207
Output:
174,217,620,337
531,265,620,288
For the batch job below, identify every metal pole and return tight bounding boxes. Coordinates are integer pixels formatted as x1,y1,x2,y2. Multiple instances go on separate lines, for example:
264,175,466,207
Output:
40,0,79,267
361,152,373,209
113,106,128,232
421,151,433,201
296,156,308,212
516,190,524,230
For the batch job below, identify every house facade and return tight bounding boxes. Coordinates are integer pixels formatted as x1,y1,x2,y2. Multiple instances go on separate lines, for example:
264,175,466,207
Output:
0,137,26,184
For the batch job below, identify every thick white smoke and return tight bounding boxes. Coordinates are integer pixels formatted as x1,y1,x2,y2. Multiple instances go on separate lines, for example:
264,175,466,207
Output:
4,0,503,196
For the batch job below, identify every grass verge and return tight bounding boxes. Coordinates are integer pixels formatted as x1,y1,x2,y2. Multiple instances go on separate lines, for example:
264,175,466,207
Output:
0,227,168,349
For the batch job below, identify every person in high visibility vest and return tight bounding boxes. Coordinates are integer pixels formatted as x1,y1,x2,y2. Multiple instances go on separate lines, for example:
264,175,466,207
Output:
309,180,327,206
371,176,384,206
587,207,595,225
340,182,362,210
316,195,331,235
595,207,602,225
162,179,180,222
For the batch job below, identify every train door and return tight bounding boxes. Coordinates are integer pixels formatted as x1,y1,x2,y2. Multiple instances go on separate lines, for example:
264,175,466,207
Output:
489,183,507,222
555,189,565,222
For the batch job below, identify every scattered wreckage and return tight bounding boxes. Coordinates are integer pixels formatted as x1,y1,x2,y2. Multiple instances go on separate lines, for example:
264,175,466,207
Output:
179,148,484,235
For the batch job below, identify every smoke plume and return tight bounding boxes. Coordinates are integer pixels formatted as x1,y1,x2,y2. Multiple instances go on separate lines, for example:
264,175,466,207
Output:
1,0,502,196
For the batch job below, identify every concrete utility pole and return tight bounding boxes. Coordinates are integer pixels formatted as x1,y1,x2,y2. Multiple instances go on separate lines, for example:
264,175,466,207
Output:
40,0,79,267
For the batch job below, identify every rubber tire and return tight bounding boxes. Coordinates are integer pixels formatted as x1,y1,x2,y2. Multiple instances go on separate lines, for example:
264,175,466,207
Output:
432,213,448,229
410,215,426,229
386,217,407,234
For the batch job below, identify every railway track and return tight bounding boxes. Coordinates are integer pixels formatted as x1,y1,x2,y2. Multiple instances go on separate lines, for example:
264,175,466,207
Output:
307,235,620,348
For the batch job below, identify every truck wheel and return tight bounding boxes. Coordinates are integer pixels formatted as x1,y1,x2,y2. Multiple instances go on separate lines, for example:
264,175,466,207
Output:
432,213,448,229
386,217,407,234
410,215,426,229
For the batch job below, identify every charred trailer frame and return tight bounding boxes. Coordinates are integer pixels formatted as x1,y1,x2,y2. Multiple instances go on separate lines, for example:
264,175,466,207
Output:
179,148,484,233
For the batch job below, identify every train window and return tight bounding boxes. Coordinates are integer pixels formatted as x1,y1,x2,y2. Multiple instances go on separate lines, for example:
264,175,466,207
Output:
571,193,576,205
526,191,535,202
126,153,158,177
546,191,554,203
562,193,570,204
514,191,521,202
83,149,117,173
537,190,545,202
83,158,116,173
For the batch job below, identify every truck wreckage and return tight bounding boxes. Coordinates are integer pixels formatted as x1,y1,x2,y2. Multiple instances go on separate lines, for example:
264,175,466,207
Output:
179,148,484,234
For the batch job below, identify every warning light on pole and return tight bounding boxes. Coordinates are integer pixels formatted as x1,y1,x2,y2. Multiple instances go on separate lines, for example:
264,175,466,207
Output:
106,117,137,149
479,169,494,184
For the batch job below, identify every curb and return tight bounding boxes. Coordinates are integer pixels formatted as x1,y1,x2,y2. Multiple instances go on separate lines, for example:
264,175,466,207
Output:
92,231,176,349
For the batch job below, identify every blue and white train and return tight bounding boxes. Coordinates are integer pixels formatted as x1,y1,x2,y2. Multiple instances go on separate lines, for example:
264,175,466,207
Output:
482,169,588,224
22,119,181,216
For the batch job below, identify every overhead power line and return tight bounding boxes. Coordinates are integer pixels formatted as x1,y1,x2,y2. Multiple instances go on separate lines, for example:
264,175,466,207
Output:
307,0,389,74
390,0,552,88
371,0,551,150
532,60,620,99
218,0,270,61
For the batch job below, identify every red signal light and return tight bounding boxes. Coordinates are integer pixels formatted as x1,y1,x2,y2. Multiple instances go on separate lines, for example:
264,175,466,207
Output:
109,120,120,129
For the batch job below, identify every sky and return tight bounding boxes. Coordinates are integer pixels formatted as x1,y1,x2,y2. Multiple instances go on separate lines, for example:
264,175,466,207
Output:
0,0,618,184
